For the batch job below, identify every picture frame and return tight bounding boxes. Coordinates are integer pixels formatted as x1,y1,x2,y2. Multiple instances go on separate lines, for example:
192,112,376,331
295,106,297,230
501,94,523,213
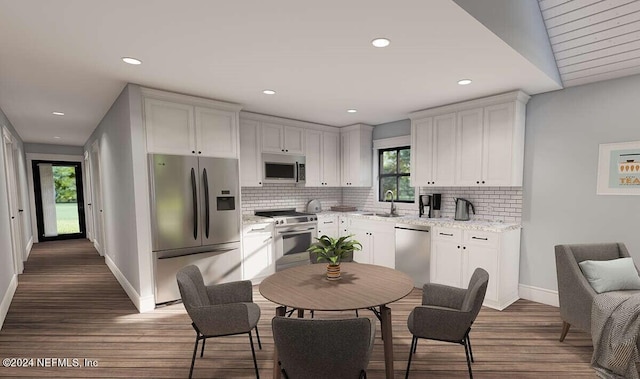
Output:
596,140,640,195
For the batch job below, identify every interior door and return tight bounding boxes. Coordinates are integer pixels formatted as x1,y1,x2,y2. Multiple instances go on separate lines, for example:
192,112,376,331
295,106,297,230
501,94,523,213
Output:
2,132,23,273
91,144,105,255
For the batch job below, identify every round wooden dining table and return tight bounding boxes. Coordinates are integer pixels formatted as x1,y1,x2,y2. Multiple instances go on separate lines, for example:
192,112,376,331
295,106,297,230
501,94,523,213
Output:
259,262,414,379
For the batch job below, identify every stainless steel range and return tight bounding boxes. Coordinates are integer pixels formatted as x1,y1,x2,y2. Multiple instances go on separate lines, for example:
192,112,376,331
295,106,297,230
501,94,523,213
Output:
254,209,318,271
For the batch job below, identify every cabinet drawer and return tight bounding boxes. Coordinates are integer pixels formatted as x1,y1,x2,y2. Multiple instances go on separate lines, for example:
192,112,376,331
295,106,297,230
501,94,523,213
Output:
317,215,338,226
242,222,274,235
433,227,462,241
464,230,498,248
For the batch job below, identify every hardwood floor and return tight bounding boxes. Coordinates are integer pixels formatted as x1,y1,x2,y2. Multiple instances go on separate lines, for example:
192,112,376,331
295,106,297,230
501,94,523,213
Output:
0,239,596,378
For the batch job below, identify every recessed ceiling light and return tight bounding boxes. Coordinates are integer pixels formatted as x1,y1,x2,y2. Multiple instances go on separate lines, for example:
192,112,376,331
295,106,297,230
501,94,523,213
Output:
347,109,358,113
53,136,61,139
122,57,142,65
52,112,64,116
457,79,472,85
262,89,276,95
371,38,390,48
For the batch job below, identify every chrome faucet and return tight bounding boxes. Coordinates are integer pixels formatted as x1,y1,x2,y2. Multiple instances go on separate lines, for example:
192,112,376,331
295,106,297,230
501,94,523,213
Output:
385,190,397,216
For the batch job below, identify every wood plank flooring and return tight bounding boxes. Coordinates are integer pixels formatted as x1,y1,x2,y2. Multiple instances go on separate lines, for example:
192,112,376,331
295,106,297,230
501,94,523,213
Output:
0,239,597,378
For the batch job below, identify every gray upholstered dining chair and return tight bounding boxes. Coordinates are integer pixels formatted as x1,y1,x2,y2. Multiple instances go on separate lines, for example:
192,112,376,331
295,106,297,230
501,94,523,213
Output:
176,265,261,379
405,268,489,379
555,242,639,342
272,317,375,379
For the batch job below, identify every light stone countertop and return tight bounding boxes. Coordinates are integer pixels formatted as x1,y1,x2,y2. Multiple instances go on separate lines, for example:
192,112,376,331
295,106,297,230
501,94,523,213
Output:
242,215,275,225
316,211,521,233
243,211,520,232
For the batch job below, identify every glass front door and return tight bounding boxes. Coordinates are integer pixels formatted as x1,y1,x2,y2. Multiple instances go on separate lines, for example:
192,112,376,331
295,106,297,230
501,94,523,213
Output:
32,160,86,241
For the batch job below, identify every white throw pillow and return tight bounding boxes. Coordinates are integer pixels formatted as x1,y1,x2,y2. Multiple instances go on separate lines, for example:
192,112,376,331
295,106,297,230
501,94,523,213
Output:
578,257,640,294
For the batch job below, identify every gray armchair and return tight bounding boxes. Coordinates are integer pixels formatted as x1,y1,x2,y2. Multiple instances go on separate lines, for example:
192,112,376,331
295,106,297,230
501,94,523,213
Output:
555,242,637,342
176,265,261,379
272,317,375,379
405,268,489,379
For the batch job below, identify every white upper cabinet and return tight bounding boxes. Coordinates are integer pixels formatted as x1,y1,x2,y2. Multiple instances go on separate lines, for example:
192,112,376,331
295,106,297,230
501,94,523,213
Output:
261,122,304,155
305,129,340,187
194,106,238,158
411,113,456,187
239,119,263,187
142,88,242,158
145,98,195,155
409,90,529,187
455,108,484,186
341,124,373,187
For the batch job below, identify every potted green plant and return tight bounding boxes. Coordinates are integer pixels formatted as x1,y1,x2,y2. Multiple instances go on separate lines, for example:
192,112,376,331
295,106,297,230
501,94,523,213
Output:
307,234,362,280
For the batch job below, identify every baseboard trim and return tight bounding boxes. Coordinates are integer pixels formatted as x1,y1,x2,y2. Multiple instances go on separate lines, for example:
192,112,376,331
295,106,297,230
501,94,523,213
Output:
105,255,154,313
519,284,559,307
25,237,33,259
0,275,18,330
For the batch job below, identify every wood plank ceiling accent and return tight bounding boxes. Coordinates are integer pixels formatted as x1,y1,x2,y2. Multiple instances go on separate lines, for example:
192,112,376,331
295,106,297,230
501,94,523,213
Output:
539,0,640,87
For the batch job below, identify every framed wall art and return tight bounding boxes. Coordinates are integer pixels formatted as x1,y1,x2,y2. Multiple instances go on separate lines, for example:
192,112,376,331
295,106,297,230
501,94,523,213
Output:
596,140,640,195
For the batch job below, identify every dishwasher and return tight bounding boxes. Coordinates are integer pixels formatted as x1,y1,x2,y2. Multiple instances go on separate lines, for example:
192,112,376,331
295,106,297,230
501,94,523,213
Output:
394,223,431,287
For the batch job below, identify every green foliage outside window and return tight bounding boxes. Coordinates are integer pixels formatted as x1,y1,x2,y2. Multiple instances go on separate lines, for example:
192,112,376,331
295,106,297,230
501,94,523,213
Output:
379,147,414,202
53,166,77,203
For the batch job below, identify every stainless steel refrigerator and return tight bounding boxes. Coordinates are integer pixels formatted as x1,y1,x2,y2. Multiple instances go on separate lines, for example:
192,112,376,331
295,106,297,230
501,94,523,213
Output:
149,154,242,304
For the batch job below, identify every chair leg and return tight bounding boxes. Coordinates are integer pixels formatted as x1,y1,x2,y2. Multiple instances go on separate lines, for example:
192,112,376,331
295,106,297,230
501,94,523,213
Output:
254,325,262,349
559,321,571,342
405,336,417,379
355,309,359,317
200,337,206,357
466,334,474,363
249,331,259,379
311,310,315,318
463,338,473,379
189,334,199,379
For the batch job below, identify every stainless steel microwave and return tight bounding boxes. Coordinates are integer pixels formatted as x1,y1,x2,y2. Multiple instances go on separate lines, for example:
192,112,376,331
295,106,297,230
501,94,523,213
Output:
262,153,306,184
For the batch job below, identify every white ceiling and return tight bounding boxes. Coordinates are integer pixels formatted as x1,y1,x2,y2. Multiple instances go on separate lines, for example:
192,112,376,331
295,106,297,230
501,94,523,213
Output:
0,0,566,146
539,0,640,87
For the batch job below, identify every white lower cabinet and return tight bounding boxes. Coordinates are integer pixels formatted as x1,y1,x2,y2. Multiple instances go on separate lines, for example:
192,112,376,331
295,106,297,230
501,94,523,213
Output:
241,222,274,283
431,226,520,310
317,214,339,239
347,218,395,269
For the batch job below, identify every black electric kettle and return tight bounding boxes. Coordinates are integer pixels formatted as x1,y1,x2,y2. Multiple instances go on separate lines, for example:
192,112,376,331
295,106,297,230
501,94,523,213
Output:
454,198,475,221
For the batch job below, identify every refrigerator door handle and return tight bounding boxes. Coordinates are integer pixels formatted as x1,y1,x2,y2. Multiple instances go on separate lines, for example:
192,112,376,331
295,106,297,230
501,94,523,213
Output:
203,167,210,239
191,167,198,240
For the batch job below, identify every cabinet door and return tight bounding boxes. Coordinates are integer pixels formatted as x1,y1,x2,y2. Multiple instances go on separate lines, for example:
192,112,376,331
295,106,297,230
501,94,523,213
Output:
304,129,323,186
483,103,515,186
372,229,395,269
410,117,433,187
455,108,484,186
432,113,456,186
317,215,339,239
341,131,352,186
195,106,237,158
262,123,284,153
350,227,372,264
464,245,499,304
239,119,263,187
145,98,195,155
242,231,274,281
431,239,463,288
339,216,348,237
322,131,340,186
284,126,304,155
341,130,361,186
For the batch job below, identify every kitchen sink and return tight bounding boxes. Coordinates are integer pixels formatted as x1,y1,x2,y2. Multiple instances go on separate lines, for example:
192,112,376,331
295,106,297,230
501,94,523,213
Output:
374,212,402,218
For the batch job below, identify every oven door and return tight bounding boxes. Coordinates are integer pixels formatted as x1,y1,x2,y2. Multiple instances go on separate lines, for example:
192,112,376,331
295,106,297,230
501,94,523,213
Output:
274,223,318,270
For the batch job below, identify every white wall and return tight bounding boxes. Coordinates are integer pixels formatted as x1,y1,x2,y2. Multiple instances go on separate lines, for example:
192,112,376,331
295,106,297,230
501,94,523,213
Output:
24,143,84,156
85,85,153,309
521,74,640,291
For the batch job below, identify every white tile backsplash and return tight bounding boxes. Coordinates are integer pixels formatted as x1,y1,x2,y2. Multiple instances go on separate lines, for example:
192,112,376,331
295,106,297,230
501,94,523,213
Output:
242,184,522,222
241,184,341,214
342,186,522,222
